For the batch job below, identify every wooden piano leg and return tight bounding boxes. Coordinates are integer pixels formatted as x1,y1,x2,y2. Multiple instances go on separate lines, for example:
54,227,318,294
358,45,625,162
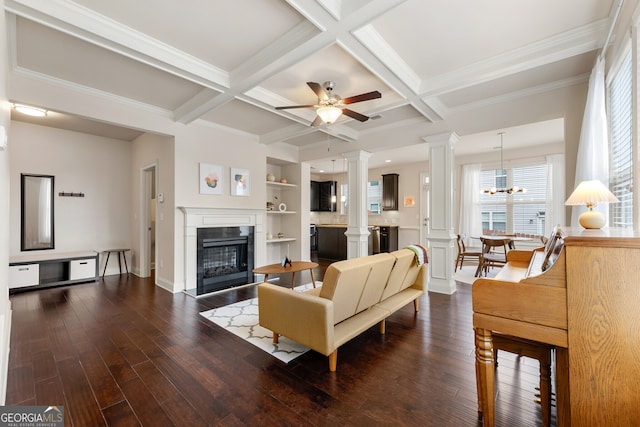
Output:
555,347,571,427
475,328,495,427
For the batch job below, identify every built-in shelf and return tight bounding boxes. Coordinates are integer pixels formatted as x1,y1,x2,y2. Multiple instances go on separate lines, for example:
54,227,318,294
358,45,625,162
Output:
266,181,296,188
267,237,296,243
267,210,297,214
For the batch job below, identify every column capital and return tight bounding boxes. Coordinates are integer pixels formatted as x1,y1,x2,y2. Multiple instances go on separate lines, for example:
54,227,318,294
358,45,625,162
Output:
422,132,460,146
342,150,372,160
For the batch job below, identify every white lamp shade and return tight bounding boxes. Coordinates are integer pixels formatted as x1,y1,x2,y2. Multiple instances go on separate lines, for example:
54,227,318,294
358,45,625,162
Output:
565,180,619,206
317,106,342,124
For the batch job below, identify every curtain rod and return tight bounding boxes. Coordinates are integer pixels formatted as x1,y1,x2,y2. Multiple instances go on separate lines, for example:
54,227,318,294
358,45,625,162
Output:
600,0,625,60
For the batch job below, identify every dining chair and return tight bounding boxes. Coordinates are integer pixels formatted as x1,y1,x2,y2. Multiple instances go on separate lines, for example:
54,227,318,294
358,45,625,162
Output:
478,237,509,276
455,234,482,272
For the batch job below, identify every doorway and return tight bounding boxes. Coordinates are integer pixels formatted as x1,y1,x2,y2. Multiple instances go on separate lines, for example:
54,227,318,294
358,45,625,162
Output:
140,162,157,278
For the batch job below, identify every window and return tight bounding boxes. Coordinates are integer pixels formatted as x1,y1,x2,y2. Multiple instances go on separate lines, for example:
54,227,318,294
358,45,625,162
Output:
608,50,633,228
368,180,382,214
479,164,548,235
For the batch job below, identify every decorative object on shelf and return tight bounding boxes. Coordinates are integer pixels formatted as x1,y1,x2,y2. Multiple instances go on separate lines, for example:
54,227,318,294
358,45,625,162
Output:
281,256,292,268
199,163,224,195
230,167,250,196
58,192,85,197
277,232,284,238
266,172,275,182
482,132,527,195
278,202,287,212
266,232,273,240
279,177,287,183
565,179,619,229
266,202,274,211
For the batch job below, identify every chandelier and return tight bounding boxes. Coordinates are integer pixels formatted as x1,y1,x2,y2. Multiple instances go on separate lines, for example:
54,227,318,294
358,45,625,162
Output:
482,132,526,195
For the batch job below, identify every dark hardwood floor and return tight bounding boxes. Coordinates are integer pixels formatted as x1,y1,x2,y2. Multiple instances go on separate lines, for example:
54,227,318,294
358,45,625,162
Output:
7,257,556,426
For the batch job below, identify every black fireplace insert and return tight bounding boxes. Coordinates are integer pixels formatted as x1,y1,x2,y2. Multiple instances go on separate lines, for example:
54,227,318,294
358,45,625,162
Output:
196,226,254,295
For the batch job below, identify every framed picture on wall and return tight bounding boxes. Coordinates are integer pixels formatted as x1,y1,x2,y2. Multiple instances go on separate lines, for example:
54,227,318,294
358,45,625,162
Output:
231,167,250,196
199,163,224,195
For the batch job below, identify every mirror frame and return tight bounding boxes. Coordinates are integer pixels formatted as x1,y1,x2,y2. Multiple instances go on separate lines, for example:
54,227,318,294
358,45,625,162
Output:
21,173,55,251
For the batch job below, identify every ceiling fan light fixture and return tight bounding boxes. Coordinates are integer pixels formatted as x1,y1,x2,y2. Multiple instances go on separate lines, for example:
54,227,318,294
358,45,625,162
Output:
317,106,342,124
13,103,47,117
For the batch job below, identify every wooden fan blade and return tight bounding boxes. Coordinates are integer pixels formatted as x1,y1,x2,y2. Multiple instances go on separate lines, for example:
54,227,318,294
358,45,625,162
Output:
307,82,328,101
342,90,381,105
342,108,369,122
275,105,316,110
310,115,323,127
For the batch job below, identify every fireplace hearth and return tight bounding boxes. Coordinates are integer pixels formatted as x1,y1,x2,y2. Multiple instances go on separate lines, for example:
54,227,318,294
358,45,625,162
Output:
197,226,254,295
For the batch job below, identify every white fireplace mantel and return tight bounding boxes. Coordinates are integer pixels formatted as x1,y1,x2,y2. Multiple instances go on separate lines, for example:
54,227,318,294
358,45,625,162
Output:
178,207,266,293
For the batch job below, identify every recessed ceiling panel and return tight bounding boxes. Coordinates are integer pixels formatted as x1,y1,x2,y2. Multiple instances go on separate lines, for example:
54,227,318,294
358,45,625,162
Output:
262,44,401,111
16,18,206,110
200,99,295,135
439,52,598,108
372,0,613,78
342,105,426,131
72,0,306,70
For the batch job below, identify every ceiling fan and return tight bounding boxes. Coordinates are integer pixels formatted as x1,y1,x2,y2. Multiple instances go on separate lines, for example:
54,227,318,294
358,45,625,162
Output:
275,81,381,126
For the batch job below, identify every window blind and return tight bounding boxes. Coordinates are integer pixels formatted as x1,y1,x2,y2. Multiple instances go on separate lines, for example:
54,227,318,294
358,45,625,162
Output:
608,51,633,228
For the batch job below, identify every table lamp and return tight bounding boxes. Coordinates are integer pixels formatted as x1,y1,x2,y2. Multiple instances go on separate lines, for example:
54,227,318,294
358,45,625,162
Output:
565,180,619,229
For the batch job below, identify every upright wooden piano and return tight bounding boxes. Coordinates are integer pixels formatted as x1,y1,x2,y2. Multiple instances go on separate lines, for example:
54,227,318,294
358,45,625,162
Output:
472,226,640,427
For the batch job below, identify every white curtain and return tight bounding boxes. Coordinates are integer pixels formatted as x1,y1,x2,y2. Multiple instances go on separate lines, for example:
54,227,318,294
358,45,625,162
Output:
571,56,610,226
545,153,565,234
458,163,482,244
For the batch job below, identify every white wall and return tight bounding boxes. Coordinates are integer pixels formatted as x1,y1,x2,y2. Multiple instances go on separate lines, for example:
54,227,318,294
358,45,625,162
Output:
130,132,174,291
171,123,267,292
9,121,133,276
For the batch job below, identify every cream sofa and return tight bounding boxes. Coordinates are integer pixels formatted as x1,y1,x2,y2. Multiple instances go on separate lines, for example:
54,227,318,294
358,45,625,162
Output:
258,248,427,371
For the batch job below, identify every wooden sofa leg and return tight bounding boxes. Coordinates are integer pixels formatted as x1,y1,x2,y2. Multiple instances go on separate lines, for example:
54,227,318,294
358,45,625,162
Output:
272,332,279,343
414,298,419,312
379,319,386,334
329,350,337,372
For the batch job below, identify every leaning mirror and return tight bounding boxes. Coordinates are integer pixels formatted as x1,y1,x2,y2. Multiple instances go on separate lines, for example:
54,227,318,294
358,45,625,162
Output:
21,173,55,251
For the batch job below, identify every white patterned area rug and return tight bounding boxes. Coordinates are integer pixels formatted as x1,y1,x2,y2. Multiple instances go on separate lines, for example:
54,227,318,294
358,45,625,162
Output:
199,282,320,363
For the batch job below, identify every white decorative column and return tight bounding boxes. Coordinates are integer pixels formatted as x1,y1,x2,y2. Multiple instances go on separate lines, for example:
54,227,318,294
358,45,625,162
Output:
344,150,371,259
424,132,458,294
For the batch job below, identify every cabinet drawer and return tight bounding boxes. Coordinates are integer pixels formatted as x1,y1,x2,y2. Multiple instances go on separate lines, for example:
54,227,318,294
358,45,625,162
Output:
70,258,96,281
9,264,39,289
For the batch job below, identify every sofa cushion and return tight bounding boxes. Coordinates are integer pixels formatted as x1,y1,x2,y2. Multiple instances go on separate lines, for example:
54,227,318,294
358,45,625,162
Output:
380,249,416,301
319,253,395,324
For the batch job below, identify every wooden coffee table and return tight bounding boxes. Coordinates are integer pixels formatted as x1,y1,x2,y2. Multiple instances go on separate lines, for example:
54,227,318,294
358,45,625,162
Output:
253,260,319,289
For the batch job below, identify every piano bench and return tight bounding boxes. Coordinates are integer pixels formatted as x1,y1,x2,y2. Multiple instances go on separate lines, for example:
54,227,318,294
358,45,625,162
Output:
491,334,554,427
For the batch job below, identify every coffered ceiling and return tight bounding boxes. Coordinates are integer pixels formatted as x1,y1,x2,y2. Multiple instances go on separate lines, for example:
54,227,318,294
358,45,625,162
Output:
5,0,626,173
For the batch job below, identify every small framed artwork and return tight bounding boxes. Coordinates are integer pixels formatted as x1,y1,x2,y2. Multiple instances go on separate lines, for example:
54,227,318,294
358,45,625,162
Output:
231,168,250,196
199,163,224,195
404,196,415,207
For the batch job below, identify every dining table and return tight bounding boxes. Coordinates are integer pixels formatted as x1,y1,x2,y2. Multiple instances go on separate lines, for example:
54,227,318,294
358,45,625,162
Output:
471,235,534,277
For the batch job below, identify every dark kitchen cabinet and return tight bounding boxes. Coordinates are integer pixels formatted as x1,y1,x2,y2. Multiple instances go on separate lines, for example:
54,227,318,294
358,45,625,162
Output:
379,226,398,252
310,180,336,212
382,173,399,210
317,226,345,260
316,226,374,260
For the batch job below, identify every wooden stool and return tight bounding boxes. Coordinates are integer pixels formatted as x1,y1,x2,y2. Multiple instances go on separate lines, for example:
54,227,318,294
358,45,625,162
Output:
477,333,554,427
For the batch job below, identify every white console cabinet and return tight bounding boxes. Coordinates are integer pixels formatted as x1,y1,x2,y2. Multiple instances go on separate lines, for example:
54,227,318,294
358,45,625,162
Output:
9,251,99,292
